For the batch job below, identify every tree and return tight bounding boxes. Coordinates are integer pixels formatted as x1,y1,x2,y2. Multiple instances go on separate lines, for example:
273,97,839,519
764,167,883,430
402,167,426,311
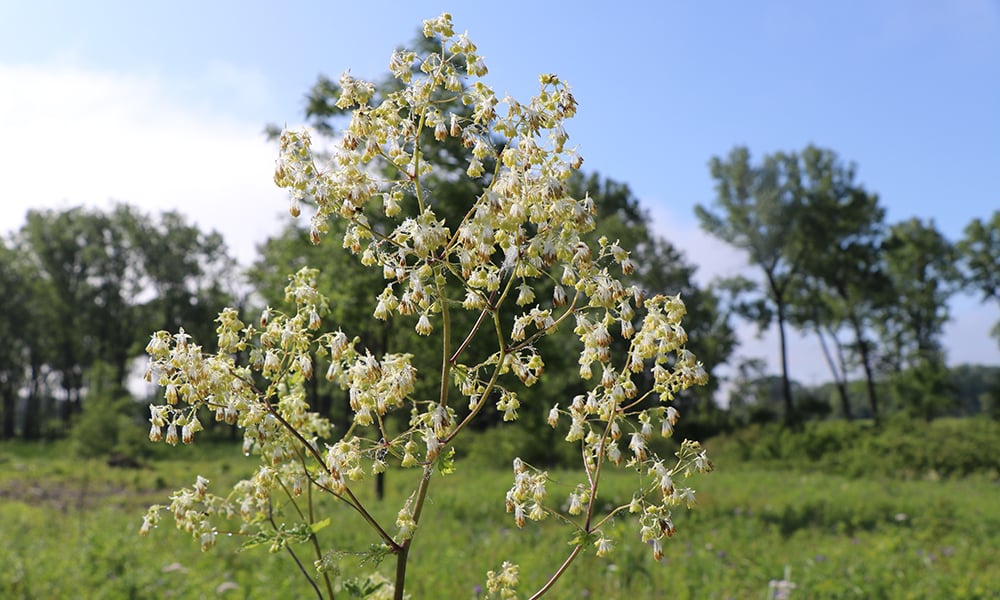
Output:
129,208,237,350
17,207,113,422
958,211,1000,415
0,239,32,438
787,147,888,421
958,210,1000,346
878,218,960,419
696,147,807,423
9,204,235,436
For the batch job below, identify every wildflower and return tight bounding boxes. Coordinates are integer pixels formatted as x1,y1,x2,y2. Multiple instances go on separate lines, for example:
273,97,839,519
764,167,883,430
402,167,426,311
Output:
415,314,433,336
200,529,217,551
594,533,613,557
485,561,519,597
629,432,647,461
515,282,535,306
693,450,713,473
165,424,179,446
651,538,664,560
144,14,713,594
552,285,567,307
567,492,584,515
768,566,797,600
547,404,559,427
396,507,416,540
674,487,697,509
513,503,526,528
145,332,169,356
181,417,202,444
139,514,155,536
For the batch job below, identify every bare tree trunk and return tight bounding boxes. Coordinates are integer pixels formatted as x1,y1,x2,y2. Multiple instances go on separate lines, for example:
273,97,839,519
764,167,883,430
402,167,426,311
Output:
847,313,879,422
816,326,852,419
776,304,795,426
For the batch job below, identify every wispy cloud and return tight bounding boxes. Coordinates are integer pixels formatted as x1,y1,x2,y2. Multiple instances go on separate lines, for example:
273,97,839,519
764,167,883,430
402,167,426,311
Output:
0,62,288,263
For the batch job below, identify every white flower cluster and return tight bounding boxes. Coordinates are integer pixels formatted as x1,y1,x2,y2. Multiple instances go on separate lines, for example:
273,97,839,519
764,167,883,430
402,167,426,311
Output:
143,12,713,595
504,457,549,528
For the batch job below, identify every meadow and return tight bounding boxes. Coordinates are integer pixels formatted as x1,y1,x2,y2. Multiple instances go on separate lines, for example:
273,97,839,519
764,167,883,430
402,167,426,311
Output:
1,422,998,599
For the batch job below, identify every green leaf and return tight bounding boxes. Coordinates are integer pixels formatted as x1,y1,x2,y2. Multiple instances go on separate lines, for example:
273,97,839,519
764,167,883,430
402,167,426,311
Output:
437,446,456,475
311,517,331,533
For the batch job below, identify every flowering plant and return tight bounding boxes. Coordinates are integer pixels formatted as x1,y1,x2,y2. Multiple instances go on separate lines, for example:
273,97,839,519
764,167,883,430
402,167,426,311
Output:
141,13,711,599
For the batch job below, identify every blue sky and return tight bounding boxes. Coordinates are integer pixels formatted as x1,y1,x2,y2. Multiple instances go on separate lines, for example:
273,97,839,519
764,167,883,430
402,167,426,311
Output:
1,1,998,383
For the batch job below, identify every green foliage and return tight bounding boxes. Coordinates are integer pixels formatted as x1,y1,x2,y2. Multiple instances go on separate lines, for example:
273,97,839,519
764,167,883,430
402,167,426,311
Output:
3,204,234,439
0,239,32,439
697,146,815,421
958,210,1000,346
70,363,149,462
877,218,960,374
459,426,579,469
709,417,1000,478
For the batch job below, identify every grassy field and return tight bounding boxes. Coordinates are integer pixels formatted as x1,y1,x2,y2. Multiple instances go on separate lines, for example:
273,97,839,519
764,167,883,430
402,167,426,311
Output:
1,437,998,599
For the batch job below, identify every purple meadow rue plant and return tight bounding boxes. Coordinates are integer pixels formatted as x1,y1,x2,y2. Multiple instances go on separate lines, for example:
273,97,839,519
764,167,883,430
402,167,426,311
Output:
140,13,711,599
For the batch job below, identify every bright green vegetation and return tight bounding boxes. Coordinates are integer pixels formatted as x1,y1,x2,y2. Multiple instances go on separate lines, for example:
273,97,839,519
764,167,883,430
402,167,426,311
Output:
1,434,997,599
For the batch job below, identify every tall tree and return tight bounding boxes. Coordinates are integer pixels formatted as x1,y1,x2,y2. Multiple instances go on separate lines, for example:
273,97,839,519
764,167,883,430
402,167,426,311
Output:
18,207,110,420
130,209,237,346
958,210,1000,346
0,239,32,438
878,218,960,419
696,147,807,423
788,147,888,420
11,204,235,434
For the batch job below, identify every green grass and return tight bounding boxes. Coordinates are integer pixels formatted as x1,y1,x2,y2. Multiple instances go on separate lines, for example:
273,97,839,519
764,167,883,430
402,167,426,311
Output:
1,439,998,599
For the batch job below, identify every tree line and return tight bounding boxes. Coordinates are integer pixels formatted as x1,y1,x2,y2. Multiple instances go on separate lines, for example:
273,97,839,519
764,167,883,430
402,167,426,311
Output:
1,56,997,447
697,147,1000,424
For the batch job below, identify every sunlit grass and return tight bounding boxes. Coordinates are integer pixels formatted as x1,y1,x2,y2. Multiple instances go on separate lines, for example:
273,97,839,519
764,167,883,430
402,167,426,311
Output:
1,440,997,598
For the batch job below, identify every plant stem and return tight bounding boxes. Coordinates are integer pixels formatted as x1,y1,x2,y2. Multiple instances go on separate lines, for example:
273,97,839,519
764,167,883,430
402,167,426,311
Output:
265,401,396,547
393,465,434,600
528,545,583,600
269,512,325,599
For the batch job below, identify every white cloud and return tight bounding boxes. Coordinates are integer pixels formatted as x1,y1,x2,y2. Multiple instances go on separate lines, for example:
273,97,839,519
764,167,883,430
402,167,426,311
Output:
0,62,289,264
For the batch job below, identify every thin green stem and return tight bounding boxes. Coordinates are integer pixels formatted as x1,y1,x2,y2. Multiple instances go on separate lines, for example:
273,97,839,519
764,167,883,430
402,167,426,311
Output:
393,465,434,600
264,405,397,548
268,512,324,600
442,311,508,444
303,452,337,600
413,116,426,212
436,277,452,408
280,454,337,600
506,290,581,354
526,404,620,599
449,304,491,364
391,247,451,598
